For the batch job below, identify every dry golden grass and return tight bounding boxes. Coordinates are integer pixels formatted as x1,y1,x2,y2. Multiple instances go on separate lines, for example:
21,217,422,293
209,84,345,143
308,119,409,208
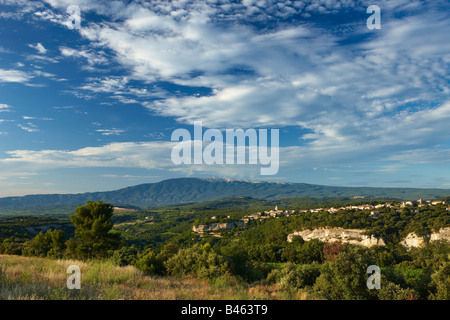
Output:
0,255,307,300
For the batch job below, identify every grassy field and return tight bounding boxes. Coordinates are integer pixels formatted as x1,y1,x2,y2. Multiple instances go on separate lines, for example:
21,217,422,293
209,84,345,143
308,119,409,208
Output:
0,255,305,300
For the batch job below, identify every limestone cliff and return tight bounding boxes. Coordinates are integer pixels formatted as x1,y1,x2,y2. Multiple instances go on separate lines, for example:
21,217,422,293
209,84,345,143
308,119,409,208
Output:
399,232,427,250
430,227,450,242
287,227,450,249
192,220,245,233
287,227,385,248
401,227,450,250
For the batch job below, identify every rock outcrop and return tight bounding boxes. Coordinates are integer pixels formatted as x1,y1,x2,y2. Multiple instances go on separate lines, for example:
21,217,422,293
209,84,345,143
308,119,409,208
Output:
430,227,450,242
287,227,385,248
401,227,450,250
193,220,245,234
287,227,450,250
400,233,427,250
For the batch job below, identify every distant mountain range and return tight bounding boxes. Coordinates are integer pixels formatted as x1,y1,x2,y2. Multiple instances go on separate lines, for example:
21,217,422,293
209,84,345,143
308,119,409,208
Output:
1,177,450,212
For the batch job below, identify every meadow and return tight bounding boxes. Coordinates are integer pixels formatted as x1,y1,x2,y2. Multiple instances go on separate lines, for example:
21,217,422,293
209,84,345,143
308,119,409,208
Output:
0,255,303,300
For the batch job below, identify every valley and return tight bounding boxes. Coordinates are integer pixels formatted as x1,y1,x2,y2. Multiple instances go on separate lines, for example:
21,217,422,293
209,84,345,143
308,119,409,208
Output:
1,178,449,300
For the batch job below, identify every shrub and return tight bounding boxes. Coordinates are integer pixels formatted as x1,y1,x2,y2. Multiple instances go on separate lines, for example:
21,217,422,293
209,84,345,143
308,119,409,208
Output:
278,262,322,290
22,230,66,258
64,238,86,260
266,268,281,285
165,244,229,279
112,245,139,267
377,281,418,300
428,262,450,300
323,241,345,261
313,247,377,300
296,239,325,264
156,242,179,262
0,237,24,255
135,250,165,275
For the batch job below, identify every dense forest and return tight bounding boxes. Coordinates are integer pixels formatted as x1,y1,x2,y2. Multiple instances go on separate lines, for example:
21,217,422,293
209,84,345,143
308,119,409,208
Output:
0,199,449,300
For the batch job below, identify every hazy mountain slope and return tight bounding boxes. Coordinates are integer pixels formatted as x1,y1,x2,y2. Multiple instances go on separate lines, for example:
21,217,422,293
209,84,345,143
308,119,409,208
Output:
0,177,449,210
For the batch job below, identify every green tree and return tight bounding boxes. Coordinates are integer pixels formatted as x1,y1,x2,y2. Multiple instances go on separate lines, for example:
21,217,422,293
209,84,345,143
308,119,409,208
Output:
70,200,120,259
297,239,325,264
428,262,450,300
22,229,66,258
47,229,66,258
64,238,84,259
377,281,418,300
156,242,179,262
0,237,23,255
313,247,377,300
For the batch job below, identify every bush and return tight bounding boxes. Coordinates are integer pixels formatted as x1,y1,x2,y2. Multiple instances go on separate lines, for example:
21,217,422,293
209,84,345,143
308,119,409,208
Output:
156,243,179,262
278,262,322,290
428,262,450,300
112,245,139,267
297,239,325,264
323,241,345,261
219,243,269,281
165,244,229,279
0,237,24,255
266,268,281,285
135,250,165,275
377,281,419,300
64,238,85,260
22,230,66,258
313,247,377,300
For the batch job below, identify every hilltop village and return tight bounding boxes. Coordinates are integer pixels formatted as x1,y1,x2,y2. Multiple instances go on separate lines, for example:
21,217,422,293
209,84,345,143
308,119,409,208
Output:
192,199,449,235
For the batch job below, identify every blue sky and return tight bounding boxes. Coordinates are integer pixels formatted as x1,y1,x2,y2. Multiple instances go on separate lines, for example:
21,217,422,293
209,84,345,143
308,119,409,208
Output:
0,0,449,197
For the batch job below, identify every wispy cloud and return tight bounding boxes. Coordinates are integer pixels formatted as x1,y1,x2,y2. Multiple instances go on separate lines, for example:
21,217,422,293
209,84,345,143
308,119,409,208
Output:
22,116,54,121
95,128,126,136
18,123,39,133
0,141,173,170
59,46,109,69
0,104,13,112
28,43,47,54
0,68,33,83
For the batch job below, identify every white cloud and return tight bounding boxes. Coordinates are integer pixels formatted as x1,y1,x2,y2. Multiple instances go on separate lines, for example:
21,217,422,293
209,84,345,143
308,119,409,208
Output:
95,128,126,136
23,116,54,121
0,141,174,170
0,140,278,178
59,46,108,67
79,76,129,93
0,0,45,20
0,68,33,83
65,1,448,129
18,123,39,133
0,104,13,112
28,43,47,54
25,54,59,64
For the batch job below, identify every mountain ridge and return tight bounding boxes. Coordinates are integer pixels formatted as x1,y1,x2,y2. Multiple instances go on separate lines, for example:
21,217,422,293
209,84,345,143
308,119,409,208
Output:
1,177,450,211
